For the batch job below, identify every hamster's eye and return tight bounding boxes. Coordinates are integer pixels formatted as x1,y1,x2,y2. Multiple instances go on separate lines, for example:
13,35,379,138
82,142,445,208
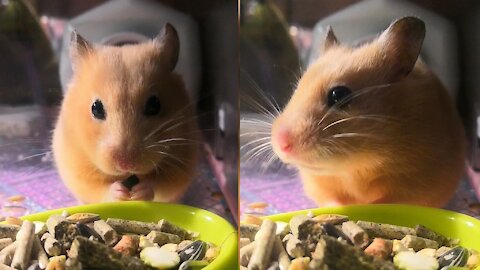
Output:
144,95,161,116
91,100,106,120
327,86,352,107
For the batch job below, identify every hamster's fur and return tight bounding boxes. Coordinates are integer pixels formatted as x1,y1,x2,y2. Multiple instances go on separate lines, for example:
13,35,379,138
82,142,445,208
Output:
271,17,466,207
52,24,198,203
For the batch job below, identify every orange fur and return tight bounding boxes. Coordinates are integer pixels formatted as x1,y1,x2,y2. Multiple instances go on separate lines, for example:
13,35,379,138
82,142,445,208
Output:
52,27,198,203
271,17,466,207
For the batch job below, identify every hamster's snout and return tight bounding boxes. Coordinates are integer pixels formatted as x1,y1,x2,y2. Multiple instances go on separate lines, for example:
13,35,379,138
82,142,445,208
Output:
272,124,294,155
112,149,138,172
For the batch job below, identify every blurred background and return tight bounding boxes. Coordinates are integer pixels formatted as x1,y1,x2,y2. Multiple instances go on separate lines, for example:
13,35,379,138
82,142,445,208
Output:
0,0,238,224
240,0,480,219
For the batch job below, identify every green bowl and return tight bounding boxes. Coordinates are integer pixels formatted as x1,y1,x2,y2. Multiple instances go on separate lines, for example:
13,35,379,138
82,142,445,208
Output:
267,204,480,268
21,201,238,270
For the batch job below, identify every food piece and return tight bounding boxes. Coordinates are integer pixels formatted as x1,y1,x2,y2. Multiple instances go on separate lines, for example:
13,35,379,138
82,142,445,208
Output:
310,235,396,269
272,236,291,270
177,240,193,252
145,231,181,246
157,220,189,240
52,222,80,250
69,236,152,270
248,202,269,209
122,175,140,190
436,246,453,257
139,236,154,249
312,214,349,225
289,215,309,239
41,234,62,257
466,249,480,269
33,222,47,236
140,246,180,269
400,235,439,251
240,224,260,242
5,217,23,226
288,257,309,270
275,222,290,239
0,242,16,265
65,213,100,224
240,241,255,267
32,237,49,269
356,221,415,240
0,239,12,251
45,255,65,270
0,263,15,270
75,223,102,242
178,240,207,262
342,221,370,248
416,248,436,257
414,225,446,246
46,215,66,238
321,223,352,245
93,220,119,246
106,218,161,235
113,235,140,256
0,225,19,240
11,220,35,270
248,219,277,270
393,251,439,270
393,239,412,254
239,238,250,248
437,246,469,268
242,214,263,226
204,246,220,263
364,238,393,260
159,243,178,253
285,236,305,258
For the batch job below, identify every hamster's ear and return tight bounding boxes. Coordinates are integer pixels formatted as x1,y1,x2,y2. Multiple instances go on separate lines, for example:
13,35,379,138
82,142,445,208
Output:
320,26,339,54
70,30,93,70
154,23,180,71
377,17,425,80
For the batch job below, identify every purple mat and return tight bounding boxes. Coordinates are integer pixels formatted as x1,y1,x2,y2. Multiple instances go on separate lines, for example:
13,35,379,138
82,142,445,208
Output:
0,113,234,224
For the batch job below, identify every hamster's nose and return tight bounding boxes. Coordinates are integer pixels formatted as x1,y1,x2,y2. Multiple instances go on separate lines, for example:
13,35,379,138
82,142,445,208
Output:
112,151,137,171
276,128,293,153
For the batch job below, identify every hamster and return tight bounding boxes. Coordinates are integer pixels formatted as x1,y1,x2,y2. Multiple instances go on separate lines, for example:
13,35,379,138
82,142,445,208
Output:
270,17,466,207
52,23,199,203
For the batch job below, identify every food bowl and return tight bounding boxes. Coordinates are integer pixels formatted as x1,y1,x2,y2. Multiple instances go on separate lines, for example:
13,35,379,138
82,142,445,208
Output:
265,204,480,270
21,201,238,270
266,204,480,247
266,204,480,250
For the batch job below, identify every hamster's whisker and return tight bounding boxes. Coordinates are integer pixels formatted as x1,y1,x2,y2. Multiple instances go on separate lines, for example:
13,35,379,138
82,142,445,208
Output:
330,132,378,139
243,144,273,164
321,115,397,132
242,141,272,158
240,131,271,137
241,69,282,117
150,160,161,177
240,137,271,151
144,116,183,142
241,118,273,127
241,146,273,165
242,95,278,120
16,151,53,161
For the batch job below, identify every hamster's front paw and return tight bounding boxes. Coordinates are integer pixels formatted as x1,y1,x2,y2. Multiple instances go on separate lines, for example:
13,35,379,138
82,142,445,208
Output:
107,181,131,201
130,180,155,201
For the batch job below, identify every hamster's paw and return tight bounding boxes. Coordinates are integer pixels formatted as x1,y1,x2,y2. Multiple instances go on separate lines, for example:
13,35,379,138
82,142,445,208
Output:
130,180,155,201
108,181,131,201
